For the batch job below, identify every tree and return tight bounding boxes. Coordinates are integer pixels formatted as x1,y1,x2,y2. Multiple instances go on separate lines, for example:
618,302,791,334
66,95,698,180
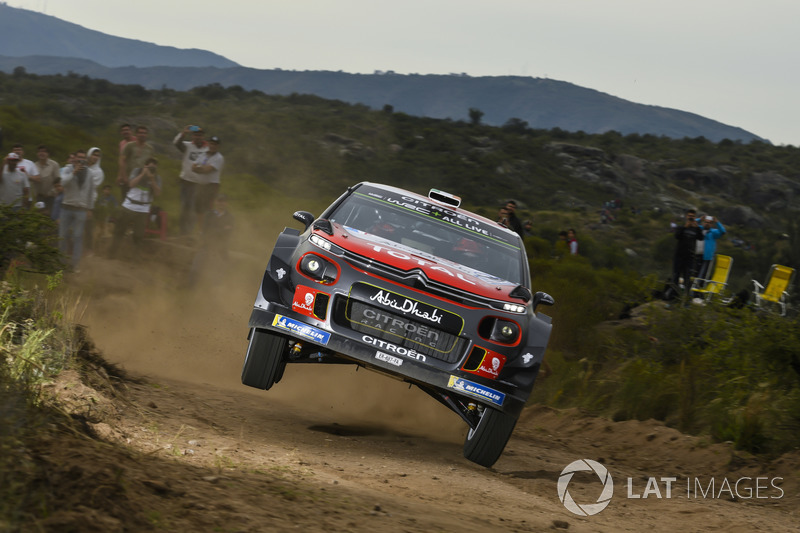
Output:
502,117,529,134
468,108,484,126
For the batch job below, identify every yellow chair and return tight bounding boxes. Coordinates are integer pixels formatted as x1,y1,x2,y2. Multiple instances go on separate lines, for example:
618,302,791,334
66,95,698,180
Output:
752,264,796,316
692,254,733,302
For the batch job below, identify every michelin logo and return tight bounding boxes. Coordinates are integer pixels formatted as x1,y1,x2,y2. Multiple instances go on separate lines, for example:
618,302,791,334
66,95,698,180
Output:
447,376,505,406
272,315,331,345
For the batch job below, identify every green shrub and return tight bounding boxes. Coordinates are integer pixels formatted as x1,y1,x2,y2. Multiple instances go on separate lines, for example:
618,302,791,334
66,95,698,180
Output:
0,206,63,277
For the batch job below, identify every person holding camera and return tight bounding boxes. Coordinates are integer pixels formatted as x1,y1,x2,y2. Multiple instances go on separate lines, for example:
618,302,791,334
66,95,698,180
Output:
666,208,705,299
109,157,161,260
694,215,726,282
59,149,104,270
503,199,525,239
173,124,208,236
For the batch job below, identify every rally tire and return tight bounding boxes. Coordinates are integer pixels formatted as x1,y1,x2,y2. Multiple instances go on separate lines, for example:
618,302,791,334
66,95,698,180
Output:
463,407,518,468
241,329,287,390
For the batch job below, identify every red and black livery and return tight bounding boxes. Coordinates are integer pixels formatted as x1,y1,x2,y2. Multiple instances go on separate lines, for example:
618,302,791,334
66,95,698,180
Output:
243,182,554,467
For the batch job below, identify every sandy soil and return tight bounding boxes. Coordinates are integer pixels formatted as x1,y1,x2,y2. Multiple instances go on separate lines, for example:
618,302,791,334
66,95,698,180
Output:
32,238,800,532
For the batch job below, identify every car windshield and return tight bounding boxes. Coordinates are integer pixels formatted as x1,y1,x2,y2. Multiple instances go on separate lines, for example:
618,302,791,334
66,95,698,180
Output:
328,187,525,284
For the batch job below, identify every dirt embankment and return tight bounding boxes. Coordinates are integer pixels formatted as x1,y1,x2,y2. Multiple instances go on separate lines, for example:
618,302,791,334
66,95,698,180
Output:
29,241,800,532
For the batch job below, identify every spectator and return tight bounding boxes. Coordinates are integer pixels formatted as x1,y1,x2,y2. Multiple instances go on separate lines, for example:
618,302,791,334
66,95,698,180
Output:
503,199,525,239
82,147,104,254
665,208,704,299
567,228,579,255
191,135,225,228
51,153,76,222
120,126,155,197
10,143,40,184
0,153,31,209
555,230,569,257
497,207,510,227
173,124,208,235
110,157,161,260
32,145,61,217
695,215,726,281
117,123,136,201
59,149,103,270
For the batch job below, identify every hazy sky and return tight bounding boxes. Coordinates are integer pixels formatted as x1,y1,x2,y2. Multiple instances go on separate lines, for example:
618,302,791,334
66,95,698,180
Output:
9,0,800,146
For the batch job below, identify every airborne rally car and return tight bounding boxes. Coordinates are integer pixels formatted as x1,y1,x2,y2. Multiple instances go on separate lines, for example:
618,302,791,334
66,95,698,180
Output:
242,182,553,467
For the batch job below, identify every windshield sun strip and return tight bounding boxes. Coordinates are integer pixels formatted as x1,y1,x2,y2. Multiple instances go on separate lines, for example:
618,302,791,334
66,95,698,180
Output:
352,191,521,253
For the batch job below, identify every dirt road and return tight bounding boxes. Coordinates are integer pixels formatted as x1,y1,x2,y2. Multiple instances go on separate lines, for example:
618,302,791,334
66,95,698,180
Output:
56,251,799,532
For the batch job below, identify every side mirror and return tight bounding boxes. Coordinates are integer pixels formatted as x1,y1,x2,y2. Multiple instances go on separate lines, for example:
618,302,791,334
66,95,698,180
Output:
533,291,555,311
293,211,315,231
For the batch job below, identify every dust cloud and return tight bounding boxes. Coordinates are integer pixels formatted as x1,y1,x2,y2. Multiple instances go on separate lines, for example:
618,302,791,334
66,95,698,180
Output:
76,210,463,444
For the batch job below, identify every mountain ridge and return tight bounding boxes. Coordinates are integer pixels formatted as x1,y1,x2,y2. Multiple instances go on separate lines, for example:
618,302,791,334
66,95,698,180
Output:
0,4,764,143
0,4,237,68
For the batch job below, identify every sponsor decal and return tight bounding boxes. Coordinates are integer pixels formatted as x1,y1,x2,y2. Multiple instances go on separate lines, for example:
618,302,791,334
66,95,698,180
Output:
374,351,403,367
350,283,463,332
371,289,443,324
275,267,287,280
522,353,534,365
292,286,326,319
446,375,505,406
272,314,331,345
464,350,506,379
361,335,427,362
359,191,513,244
360,307,440,346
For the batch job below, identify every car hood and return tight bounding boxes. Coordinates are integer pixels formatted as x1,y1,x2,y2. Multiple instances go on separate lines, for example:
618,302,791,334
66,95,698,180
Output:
321,224,522,302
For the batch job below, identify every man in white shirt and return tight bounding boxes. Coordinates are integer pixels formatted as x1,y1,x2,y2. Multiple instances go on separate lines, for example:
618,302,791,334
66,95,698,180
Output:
173,124,208,235
0,153,30,209
11,144,39,201
192,135,225,230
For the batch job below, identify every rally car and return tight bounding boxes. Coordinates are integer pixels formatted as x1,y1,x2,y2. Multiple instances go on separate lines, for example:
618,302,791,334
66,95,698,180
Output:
242,182,554,467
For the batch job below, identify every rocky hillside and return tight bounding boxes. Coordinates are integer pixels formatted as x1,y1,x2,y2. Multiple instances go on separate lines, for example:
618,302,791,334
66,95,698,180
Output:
542,141,798,229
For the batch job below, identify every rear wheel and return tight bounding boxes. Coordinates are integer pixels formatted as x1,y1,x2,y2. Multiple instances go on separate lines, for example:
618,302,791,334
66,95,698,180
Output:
463,406,518,468
241,329,288,390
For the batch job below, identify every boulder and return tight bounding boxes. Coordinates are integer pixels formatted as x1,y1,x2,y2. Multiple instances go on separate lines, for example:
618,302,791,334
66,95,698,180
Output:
744,171,800,210
666,167,734,193
717,205,767,229
545,142,607,160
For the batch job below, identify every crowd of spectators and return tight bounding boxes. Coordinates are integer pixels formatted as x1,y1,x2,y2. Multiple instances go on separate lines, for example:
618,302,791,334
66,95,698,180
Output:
0,123,232,275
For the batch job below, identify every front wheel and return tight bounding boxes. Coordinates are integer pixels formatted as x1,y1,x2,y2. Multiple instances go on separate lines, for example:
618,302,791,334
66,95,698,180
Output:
463,406,518,468
241,329,287,390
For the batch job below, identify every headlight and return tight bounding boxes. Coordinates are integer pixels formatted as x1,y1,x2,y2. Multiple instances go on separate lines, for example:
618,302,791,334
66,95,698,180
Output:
309,233,345,255
479,317,521,345
309,234,332,251
299,253,339,284
503,303,526,314
500,324,515,339
306,258,322,272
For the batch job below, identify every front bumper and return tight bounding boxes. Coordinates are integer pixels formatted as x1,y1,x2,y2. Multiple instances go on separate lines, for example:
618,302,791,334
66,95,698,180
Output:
249,302,536,417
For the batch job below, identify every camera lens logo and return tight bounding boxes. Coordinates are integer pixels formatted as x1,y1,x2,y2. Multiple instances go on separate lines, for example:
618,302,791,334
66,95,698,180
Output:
558,459,614,516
